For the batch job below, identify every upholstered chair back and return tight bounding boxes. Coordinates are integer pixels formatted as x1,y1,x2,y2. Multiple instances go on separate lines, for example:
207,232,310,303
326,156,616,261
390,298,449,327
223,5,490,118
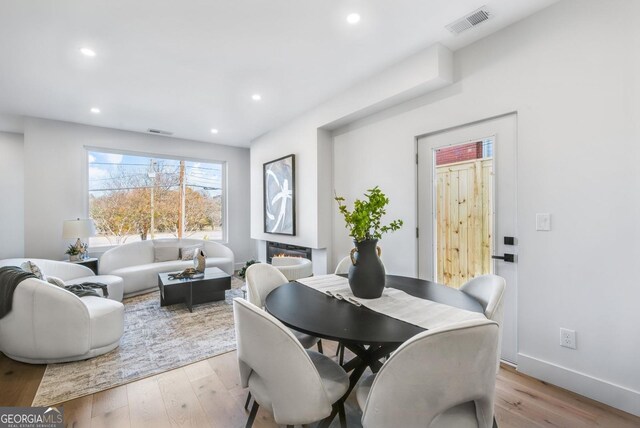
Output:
233,298,333,424
100,240,155,272
334,256,351,275
0,258,93,281
245,263,288,308
361,319,499,428
460,274,506,368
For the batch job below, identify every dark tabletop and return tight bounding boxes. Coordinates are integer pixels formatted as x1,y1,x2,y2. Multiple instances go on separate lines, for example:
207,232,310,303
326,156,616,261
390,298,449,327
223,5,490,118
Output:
264,274,484,346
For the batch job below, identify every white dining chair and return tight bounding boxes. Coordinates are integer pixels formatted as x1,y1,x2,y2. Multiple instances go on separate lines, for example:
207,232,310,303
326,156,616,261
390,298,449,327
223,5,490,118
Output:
460,274,506,369
333,256,352,365
234,298,349,428
356,318,499,428
334,255,352,275
244,263,324,411
245,263,322,349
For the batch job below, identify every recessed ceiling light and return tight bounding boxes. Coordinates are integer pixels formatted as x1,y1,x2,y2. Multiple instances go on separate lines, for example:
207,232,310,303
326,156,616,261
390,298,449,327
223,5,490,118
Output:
90,107,100,114
346,13,361,24
252,94,262,101
211,128,219,134
80,47,96,57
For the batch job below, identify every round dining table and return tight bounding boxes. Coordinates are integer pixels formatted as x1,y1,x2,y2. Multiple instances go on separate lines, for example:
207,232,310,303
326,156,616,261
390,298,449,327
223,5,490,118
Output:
264,274,484,426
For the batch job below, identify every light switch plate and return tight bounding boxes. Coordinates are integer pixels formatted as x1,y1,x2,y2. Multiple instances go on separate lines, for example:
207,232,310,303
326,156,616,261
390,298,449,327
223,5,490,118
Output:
536,213,551,231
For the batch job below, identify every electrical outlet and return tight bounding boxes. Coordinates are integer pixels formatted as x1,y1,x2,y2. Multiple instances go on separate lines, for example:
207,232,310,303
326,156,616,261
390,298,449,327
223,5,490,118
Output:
560,328,576,349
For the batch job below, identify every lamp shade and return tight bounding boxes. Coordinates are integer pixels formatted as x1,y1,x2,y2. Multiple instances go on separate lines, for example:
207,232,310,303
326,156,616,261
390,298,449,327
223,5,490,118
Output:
62,218,96,239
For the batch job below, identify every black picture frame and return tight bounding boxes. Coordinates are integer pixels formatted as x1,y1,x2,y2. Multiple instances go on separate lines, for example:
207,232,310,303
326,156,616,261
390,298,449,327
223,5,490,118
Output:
263,154,296,235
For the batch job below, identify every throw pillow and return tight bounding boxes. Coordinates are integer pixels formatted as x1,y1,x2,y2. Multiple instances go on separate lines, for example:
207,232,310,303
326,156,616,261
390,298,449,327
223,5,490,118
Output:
46,276,66,288
180,244,203,261
20,261,45,280
153,241,180,262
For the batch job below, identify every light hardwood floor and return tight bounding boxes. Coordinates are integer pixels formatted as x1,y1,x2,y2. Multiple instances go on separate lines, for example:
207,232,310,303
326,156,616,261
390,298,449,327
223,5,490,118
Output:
1,342,639,428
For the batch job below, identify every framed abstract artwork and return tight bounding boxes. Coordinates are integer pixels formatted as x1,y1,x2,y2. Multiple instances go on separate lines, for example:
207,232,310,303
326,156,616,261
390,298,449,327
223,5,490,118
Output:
263,154,296,235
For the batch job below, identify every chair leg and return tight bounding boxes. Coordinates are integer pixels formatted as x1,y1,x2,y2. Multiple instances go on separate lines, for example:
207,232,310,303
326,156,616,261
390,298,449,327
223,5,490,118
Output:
338,401,347,428
244,392,252,410
245,401,259,428
339,344,345,366
317,340,323,354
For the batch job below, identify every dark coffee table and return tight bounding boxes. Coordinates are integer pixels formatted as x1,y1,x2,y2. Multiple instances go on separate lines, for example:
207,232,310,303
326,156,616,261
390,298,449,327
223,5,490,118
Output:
158,267,231,312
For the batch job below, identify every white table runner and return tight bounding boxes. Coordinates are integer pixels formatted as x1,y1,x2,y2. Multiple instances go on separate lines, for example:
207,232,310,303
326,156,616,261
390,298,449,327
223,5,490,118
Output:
296,274,485,330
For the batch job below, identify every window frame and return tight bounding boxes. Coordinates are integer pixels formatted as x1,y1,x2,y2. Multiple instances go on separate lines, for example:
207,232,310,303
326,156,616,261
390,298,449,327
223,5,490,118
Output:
84,146,228,250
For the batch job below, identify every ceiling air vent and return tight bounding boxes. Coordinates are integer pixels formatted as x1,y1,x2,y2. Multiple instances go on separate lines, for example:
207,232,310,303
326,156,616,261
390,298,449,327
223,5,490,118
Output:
446,6,491,35
147,128,173,136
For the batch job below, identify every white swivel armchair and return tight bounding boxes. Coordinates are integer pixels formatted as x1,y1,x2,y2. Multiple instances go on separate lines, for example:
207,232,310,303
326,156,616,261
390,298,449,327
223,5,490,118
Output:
233,298,349,427
460,274,506,369
356,318,499,428
271,256,313,281
0,259,124,364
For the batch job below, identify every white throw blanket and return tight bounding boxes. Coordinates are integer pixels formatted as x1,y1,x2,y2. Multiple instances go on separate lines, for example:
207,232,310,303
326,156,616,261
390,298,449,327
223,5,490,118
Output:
296,274,485,330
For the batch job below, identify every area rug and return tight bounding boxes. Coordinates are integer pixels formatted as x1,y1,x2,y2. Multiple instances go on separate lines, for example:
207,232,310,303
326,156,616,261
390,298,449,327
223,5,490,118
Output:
32,277,244,406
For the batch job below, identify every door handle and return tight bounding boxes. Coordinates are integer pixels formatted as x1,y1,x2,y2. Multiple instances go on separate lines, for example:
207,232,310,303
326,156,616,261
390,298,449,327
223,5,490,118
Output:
492,253,515,263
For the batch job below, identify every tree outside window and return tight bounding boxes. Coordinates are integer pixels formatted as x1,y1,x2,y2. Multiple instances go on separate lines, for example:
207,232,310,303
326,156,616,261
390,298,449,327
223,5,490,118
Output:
88,151,224,247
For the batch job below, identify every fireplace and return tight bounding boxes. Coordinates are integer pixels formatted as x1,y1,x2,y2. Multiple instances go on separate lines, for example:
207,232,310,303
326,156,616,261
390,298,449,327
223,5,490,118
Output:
266,241,312,264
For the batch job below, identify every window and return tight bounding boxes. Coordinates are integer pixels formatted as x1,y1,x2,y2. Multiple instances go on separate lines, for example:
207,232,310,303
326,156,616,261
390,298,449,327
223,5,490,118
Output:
88,150,225,247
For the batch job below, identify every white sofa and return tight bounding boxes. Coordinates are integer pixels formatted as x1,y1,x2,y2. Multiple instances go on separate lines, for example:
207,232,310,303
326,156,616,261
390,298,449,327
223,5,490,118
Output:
0,258,124,301
0,259,124,364
99,239,235,296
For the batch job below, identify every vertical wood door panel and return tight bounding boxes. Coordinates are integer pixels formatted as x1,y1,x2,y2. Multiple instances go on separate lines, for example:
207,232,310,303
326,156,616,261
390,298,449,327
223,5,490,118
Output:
435,159,492,287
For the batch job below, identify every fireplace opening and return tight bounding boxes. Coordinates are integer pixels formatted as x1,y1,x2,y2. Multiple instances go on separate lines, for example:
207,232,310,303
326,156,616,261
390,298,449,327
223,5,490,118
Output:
266,241,312,264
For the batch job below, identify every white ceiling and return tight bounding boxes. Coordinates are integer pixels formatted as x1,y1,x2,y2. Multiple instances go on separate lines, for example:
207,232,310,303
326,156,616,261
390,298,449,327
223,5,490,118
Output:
0,0,558,147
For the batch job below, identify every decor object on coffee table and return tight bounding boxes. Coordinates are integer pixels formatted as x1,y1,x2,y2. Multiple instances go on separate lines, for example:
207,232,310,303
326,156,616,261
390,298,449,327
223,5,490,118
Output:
335,186,403,298
194,248,207,272
263,154,296,235
62,218,96,260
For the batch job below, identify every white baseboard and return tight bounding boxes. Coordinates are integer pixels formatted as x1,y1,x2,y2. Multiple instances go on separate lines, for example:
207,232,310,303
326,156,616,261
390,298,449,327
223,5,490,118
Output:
517,353,640,417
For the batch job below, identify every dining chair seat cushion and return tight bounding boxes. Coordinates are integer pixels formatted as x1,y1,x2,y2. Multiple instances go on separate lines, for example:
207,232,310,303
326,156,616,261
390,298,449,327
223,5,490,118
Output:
357,373,479,428
248,349,348,415
293,330,320,349
430,402,479,428
306,350,349,403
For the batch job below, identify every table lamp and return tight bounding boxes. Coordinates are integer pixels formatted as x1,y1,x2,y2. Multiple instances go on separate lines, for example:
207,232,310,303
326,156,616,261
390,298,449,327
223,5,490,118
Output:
62,218,96,260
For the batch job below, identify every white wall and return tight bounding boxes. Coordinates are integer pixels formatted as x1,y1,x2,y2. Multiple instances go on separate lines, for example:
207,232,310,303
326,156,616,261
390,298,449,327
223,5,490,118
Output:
23,118,254,265
0,132,24,258
331,0,639,415
250,44,452,257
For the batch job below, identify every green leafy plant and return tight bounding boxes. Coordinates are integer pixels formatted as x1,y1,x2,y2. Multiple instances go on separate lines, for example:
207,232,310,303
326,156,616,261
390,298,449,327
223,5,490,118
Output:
238,259,259,279
65,244,81,256
335,186,403,242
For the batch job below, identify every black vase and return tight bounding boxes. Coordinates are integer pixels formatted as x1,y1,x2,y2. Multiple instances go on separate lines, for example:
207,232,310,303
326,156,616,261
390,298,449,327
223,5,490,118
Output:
348,239,385,299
